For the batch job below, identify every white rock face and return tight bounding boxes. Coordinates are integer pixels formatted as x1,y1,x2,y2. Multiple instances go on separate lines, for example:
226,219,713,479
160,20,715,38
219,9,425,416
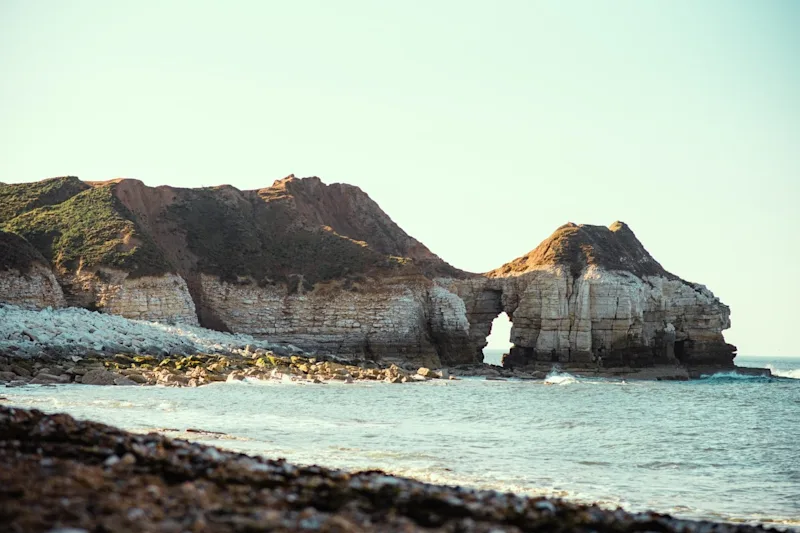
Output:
200,275,443,366
61,269,198,326
469,265,734,368
97,272,198,325
0,261,733,369
0,264,66,309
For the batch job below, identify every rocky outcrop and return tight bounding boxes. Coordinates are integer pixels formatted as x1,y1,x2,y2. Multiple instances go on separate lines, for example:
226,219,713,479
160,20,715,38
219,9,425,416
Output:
59,267,198,325
199,274,478,367
0,230,66,309
447,222,736,371
0,176,737,372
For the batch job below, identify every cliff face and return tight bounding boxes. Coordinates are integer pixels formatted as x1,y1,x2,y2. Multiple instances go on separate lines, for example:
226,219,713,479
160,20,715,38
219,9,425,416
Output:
0,230,66,309
0,177,735,371
442,222,735,370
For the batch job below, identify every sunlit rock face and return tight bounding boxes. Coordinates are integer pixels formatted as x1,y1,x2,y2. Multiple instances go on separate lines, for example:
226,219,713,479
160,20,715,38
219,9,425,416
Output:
0,230,66,309
0,176,734,370
59,268,199,326
199,274,437,367
0,263,66,310
482,222,735,370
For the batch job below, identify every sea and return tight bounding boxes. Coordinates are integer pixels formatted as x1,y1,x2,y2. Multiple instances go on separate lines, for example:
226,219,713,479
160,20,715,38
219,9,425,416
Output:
3,352,799,530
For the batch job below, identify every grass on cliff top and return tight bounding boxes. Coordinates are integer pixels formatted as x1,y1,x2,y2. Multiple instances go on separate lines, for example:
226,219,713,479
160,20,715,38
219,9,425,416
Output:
492,222,672,280
0,230,47,272
2,185,172,277
0,176,90,224
167,188,405,286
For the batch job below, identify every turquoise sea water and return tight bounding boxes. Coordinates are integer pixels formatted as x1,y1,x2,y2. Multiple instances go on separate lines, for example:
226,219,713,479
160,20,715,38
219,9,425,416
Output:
3,355,799,530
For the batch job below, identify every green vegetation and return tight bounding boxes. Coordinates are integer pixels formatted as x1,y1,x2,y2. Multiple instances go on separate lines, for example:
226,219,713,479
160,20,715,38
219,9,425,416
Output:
1,176,436,288
166,188,404,286
493,222,671,280
2,185,172,277
0,176,89,224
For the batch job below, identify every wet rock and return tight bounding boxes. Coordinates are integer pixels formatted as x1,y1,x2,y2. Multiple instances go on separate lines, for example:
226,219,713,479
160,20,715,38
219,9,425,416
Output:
29,372,71,385
81,369,125,386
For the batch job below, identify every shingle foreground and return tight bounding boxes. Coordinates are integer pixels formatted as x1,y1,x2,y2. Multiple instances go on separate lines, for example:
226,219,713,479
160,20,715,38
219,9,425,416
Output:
0,405,770,533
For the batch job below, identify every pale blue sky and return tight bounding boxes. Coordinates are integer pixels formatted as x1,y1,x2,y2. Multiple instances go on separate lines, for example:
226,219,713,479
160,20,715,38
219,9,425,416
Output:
1,1,798,356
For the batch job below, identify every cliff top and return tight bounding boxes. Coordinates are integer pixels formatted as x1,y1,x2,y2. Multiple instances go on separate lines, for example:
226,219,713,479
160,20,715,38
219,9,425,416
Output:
0,176,90,224
3,176,680,286
1,181,174,277
1,175,466,285
488,221,675,279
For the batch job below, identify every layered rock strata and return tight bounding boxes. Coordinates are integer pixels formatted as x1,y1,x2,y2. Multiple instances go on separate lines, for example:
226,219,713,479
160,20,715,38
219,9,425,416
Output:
0,176,737,372
0,230,66,309
481,223,736,370
61,268,198,325
200,274,473,367
0,405,770,532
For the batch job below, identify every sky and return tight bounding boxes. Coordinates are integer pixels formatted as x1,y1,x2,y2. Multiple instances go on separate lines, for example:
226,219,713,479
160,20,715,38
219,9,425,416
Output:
1,1,798,356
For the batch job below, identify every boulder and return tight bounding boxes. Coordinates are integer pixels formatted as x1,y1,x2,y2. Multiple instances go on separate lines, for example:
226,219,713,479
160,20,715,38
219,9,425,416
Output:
81,369,125,386
10,365,31,378
124,373,148,384
29,372,70,385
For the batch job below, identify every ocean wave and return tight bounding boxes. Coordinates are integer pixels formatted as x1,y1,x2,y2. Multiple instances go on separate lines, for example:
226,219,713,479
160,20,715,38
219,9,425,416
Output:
766,365,800,380
543,370,578,386
699,371,771,381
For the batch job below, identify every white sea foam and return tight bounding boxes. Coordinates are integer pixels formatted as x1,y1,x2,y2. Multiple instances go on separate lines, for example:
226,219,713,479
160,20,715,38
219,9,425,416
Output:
766,365,800,379
543,370,578,386
699,371,767,380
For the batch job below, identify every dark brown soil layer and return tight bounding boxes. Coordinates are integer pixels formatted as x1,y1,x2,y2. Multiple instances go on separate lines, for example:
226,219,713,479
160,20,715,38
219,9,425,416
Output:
0,405,772,532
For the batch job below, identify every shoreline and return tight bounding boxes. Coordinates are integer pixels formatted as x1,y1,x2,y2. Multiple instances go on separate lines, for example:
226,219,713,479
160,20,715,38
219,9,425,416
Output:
0,404,777,532
0,351,772,388
1,303,770,387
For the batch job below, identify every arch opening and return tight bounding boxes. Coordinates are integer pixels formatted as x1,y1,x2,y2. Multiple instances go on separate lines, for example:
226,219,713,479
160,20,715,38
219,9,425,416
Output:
674,340,687,363
482,312,513,366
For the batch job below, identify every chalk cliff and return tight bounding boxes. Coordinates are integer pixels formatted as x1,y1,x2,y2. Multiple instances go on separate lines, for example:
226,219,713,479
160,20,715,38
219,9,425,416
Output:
0,176,736,371
455,222,735,370
0,230,66,309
